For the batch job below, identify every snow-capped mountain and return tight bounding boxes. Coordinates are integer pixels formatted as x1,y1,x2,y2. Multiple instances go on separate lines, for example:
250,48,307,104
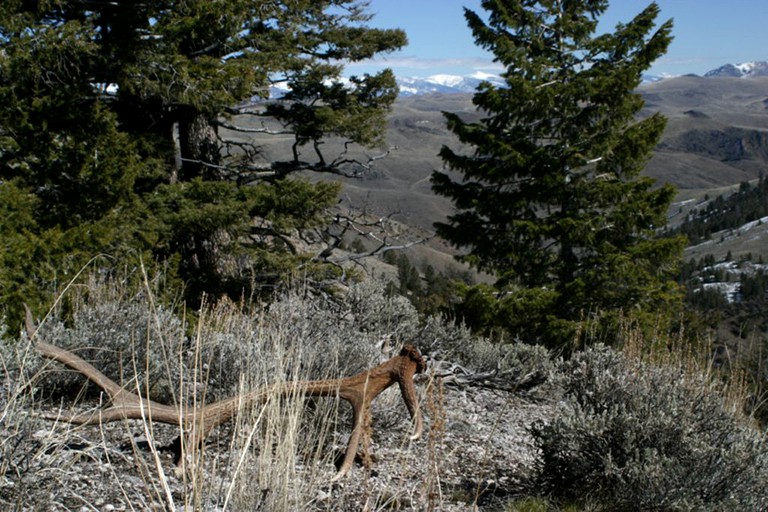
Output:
264,61,768,100
396,72,506,96
394,62,768,94
641,73,672,83
396,71,675,95
704,61,768,78
267,72,506,98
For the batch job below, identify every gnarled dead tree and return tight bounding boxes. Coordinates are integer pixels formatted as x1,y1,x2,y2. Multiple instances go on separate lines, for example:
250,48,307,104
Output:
26,309,426,481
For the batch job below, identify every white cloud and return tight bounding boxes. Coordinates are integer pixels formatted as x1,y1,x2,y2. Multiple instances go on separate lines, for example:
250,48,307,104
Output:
346,55,503,73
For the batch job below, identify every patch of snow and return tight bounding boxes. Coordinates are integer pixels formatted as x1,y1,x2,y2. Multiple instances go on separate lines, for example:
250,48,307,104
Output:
737,216,768,234
712,261,738,271
736,62,756,74
701,282,741,303
426,74,466,88
398,85,419,95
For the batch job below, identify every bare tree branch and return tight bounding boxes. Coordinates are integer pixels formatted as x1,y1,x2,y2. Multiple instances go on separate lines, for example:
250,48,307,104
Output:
216,120,293,135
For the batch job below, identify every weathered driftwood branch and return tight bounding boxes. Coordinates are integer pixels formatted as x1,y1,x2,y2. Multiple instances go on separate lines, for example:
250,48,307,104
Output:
26,308,426,481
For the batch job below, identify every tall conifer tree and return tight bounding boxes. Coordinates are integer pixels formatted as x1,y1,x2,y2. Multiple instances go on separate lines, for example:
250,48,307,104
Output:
0,1,405,325
432,0,686,346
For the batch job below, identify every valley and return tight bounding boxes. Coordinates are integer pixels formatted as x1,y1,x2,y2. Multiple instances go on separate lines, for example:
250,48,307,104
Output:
333,76,768,262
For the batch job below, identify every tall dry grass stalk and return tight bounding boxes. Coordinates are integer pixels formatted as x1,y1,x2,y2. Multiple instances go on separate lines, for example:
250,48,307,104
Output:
424,375,445,512
616,311,753,422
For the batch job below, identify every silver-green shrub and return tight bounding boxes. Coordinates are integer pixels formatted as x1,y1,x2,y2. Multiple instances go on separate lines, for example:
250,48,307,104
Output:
415,314,554,391
531,345,768,510
20,294,185,401
0,278,428,510
10,276,422,402
194,279,419,398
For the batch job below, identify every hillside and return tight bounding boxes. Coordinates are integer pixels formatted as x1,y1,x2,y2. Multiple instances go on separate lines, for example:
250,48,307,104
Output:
327,76,768,349
320,76,768,265
232,75,768,270
644,76,768,195
229,75,768,339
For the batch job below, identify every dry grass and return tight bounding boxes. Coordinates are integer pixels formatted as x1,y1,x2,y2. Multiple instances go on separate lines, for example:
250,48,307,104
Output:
0,273,447,511
7,269,764,510
615,312,754,421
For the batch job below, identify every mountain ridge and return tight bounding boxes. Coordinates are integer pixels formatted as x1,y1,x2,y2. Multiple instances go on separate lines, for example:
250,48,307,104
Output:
704,61,768,78
266,60,768,98
393,60,768,95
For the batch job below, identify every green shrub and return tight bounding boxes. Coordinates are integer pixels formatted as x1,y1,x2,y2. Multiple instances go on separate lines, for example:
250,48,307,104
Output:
531,345,768,510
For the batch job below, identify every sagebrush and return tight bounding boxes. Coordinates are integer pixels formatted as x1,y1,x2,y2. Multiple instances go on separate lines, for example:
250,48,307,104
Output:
531,345,768,511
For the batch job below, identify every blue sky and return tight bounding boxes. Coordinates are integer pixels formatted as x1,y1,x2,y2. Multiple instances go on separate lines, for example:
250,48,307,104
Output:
347,0,768,77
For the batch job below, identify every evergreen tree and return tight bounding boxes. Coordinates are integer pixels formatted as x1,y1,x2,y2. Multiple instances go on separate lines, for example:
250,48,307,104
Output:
432,0,686,347
0,1,405,326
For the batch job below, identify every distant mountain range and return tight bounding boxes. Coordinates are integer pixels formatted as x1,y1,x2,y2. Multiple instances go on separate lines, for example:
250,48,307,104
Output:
268,71,505,98
392,60,768,96
704,61,768,78
396,71,506,96
392,72,670,96
267,60,768,98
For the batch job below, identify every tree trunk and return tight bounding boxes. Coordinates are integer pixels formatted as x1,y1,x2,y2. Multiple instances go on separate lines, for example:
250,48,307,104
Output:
178,112,221,181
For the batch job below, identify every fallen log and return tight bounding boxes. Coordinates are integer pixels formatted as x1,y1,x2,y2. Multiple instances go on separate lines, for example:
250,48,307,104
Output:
25,306,426,481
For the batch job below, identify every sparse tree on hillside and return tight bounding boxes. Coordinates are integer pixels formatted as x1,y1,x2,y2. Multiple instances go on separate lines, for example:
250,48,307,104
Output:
0,1,405,326
432,0,686,347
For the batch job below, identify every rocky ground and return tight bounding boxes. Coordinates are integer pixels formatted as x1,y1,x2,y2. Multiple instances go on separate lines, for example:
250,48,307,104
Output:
1,378,554,511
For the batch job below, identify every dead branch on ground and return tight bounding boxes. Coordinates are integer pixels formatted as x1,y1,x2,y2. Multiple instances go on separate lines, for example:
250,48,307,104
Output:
25,306,426,481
